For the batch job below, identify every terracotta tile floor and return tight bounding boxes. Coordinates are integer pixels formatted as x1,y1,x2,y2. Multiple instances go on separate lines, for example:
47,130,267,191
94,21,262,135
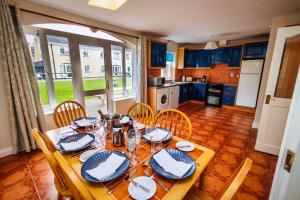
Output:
0,103,277,200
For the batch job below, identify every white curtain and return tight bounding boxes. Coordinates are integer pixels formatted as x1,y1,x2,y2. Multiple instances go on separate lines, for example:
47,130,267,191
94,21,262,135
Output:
0,1,46,153
134,35,147,103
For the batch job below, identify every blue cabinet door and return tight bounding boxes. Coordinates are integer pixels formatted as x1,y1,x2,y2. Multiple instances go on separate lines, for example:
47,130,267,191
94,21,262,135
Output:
222,85,236,106
228,46,242,67
242,42,268,59
184,50,196,67
179,85,187,103
196,50,211,67
211,47,229,64
150,41,166,67
194,83,206,101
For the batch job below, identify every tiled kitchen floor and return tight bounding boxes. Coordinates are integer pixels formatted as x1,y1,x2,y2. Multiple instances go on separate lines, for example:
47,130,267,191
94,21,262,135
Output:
0,103,277,200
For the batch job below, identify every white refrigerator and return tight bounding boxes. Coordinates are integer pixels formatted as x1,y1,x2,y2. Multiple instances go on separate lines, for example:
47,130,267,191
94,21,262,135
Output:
236,60,264,108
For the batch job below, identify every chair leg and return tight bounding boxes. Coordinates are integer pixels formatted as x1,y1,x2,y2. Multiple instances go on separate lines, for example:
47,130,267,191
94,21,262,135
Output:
198,168,208,189
57,193,63,200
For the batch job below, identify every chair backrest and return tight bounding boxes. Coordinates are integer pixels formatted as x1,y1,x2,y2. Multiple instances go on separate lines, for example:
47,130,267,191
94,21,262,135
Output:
127,102,155,126
53,151,94,200
53,101,86,128
216,158,253,200
154,109,192,141
31,128,67,191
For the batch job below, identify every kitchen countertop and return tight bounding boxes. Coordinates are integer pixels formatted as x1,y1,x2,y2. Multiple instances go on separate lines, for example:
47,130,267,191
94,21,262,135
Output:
148,82,237,89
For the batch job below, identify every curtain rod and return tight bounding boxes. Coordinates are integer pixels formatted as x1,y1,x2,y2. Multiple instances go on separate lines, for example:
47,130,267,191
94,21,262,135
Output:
19,8,139,39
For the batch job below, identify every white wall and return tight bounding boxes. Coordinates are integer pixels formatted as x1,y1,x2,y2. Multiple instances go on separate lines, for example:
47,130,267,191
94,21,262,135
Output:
253,13,300,128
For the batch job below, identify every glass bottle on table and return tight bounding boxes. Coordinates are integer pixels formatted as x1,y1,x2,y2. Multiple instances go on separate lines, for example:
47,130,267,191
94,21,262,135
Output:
127,129,138,166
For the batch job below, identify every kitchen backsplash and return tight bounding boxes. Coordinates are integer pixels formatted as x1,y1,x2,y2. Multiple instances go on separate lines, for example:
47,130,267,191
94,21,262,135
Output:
147,68,161,77
175,64,240,85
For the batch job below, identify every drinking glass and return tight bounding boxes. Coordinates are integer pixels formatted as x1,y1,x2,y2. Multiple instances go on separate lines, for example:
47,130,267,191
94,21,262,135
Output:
133,123,145,144
93,121,107,150
151,137,162,153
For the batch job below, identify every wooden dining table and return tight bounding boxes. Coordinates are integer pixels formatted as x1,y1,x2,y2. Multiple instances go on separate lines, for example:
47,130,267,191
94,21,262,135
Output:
46,126,215,200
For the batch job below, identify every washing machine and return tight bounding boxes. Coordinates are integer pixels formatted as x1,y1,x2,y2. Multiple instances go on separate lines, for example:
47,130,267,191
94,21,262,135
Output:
156,87,170,112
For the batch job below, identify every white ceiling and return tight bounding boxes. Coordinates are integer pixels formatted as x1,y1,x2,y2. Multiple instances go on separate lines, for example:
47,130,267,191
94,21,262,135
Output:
30,0,300,43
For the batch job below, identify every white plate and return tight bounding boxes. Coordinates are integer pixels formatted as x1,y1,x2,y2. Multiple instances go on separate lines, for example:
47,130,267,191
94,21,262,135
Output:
128,176,156,200
79,149,99,162
176,141,195,152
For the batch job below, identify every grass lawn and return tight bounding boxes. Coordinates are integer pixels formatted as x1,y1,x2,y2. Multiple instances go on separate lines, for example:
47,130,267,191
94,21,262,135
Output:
38,77,132,105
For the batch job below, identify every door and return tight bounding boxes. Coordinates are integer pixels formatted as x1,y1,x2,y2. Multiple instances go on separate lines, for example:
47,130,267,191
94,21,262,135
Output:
76,43,111,117
269,68,300,200
255,26,300,155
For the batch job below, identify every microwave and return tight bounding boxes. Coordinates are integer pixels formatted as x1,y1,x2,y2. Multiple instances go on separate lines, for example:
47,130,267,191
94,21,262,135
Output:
147,77,166,86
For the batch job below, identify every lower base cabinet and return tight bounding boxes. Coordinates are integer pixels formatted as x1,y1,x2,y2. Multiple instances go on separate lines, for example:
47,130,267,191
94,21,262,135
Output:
179,83,237,106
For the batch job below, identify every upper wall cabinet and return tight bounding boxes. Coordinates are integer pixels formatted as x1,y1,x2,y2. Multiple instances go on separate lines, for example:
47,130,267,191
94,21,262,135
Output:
196,50,212,67
242,41,268,60
228,46,243,67
211,47,229,64
148,41,167,67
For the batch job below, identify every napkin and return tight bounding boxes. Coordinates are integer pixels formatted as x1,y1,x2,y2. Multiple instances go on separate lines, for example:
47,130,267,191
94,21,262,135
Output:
153,149,193,177
86,153,126,180
144,129,169,141
60,135,93,151
74,118,92,127
120,116,130,124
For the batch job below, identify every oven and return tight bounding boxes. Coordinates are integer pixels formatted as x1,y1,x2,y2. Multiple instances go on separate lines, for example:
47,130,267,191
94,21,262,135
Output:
205,84,223,107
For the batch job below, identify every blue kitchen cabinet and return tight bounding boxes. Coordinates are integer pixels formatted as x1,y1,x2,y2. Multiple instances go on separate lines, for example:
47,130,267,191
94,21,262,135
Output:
196,50,212,67
222,85,236,106
179,84,188,103
211,47,229,64
193,83,206,101
228,46,242,67
150,41,166,67
184,49,196,67
242,42,268,59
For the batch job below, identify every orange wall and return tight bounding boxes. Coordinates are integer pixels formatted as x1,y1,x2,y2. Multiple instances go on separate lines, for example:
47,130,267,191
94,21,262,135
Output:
147,68,161,77
176,64,240,85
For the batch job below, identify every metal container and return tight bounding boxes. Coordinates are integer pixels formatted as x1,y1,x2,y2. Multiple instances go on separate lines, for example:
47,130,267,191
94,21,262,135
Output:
101,113,121,139
112,124,124,147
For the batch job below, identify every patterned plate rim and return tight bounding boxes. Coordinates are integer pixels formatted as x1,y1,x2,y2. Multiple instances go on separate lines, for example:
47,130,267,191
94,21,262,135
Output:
150,148,196,180
56,133,95,152
81,150,130,183
72,117,100,127
142,128,173,142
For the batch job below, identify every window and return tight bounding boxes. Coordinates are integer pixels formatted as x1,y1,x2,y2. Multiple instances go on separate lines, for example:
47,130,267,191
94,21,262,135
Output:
83,49,89,57
30,46,35,56
113,52,120,59
26,23,136,113
161,52,175,80
101,65,105,72
59,46,69,55
84,65,91,73
125,49,133,96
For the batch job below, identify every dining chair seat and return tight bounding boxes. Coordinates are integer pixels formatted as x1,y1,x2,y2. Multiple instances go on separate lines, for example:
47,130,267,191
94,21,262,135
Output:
154,109,192,141
127,102,155,127
53,151,95,200
184,158,253,200
31,128,71,200
53,101,86,128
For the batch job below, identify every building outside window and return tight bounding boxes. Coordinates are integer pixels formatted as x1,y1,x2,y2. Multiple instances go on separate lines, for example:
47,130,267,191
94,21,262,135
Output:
113,52,120,60
84,65,91,73
100,52,104,58
83,49,89,57
101,65,105,72
59,46,69,55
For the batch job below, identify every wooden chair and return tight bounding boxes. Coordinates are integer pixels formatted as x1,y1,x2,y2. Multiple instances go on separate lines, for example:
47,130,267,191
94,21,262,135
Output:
53,101,86,128
184,158,253,200
154,109,193,141
53,151,94,200
31,129,72,199
127,102,155,127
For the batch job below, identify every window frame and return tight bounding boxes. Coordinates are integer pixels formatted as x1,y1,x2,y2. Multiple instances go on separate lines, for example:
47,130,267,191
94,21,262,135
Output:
34,28,134,112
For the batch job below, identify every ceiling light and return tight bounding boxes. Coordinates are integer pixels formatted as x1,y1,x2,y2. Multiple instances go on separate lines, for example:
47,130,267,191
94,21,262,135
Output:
204,41,218,50
88,0,128,10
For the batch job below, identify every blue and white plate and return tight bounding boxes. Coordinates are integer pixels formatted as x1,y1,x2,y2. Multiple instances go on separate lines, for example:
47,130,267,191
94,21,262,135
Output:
72,117,99,128
142,128,172,142
150,149,196,180
81,150,130,183
56,133,95,152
